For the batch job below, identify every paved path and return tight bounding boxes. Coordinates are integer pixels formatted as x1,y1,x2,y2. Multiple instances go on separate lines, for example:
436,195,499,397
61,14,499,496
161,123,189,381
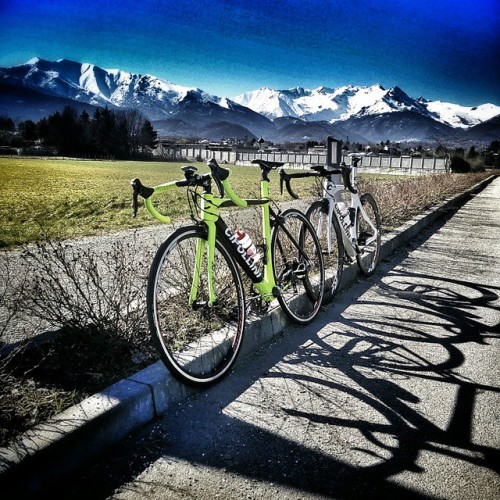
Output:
60,179,500,498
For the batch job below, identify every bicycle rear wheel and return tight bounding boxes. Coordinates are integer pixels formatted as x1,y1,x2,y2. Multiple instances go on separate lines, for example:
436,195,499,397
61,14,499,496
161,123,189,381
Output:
147,226,245,386
356,193,381,276
306,200,344,302
271,208,324,324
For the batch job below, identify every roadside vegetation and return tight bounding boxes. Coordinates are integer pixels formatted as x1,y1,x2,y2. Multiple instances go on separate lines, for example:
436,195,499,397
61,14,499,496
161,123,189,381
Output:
0,157,318,248
0,156,494,447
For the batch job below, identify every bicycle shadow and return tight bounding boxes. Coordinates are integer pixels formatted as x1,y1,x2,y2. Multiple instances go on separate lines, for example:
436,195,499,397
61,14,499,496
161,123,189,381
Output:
256,266,500,492
54,240,500,499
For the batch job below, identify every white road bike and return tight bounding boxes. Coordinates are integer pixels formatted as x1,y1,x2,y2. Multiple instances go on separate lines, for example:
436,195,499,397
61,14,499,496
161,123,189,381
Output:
280,143,381,301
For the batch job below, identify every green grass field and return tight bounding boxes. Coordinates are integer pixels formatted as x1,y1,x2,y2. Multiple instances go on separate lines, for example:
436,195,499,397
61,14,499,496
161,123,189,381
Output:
0,157,319,247
1,157,489,248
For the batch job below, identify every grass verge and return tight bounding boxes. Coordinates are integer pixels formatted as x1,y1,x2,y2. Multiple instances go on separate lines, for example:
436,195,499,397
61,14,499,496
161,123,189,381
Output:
0,157,317,247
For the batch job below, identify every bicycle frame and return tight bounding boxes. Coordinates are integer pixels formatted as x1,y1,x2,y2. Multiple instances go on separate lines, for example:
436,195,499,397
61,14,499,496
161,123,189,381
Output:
319,165,378,259
135,163,320,310
142,172,282,307
194,177,279,306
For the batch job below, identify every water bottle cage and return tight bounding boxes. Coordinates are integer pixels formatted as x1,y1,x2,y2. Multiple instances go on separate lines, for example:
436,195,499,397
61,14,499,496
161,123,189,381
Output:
348,208,356,226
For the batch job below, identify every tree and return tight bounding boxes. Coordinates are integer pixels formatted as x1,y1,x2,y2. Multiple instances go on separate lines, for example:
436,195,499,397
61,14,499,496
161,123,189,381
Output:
488,140,499,153
139,119,158,154
450,155,471,173
91,107,118,157
0,115,15,132
78,110,91,155
8,105,158,159
18,120,38,141
435,142,450,156
121,109,144,155
37,118,49,143
60,106,82,155
116,116,130,158
466,146,478,160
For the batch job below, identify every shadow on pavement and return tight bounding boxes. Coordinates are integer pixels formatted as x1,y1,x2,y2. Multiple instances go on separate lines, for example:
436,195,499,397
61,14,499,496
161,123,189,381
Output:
47,201,500,498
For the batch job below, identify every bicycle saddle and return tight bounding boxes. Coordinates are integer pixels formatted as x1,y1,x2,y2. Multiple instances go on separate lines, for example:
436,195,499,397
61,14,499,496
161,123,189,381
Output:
251,159,284,170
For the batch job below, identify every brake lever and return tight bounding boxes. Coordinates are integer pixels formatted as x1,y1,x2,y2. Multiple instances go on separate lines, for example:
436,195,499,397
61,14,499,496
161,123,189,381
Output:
130,178,154,217
340,164,357,194
207,159,225,198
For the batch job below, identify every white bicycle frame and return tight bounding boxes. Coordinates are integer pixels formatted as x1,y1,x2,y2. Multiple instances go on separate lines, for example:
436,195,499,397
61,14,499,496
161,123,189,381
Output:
317,164,378,259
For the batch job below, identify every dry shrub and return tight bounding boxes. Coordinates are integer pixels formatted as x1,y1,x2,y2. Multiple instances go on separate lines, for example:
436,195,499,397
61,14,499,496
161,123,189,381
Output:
18,234,151,343
0,233,156,445
358,173,489,231
0,254,56,446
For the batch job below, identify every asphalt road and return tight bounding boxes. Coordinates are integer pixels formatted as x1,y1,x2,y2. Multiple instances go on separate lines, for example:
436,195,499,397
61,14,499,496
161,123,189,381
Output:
57,179,500,499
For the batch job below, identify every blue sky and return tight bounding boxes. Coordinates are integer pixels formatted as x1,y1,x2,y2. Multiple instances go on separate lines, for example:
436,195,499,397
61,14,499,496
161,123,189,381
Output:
1,0,499,105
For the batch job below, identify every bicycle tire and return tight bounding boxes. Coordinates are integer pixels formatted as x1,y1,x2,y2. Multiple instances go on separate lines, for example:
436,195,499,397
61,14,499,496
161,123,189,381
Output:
271,208,325,324
306,200,345,302
356,192,381,276
147,226,245,386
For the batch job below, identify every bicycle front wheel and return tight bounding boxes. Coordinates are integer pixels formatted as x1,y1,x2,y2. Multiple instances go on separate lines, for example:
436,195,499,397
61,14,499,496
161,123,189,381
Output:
356,193,381,276
306,200,344,302
271,209,324,324
147,226,245,386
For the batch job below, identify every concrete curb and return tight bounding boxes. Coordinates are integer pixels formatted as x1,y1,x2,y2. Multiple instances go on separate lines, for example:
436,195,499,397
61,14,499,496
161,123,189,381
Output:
0,174,497,495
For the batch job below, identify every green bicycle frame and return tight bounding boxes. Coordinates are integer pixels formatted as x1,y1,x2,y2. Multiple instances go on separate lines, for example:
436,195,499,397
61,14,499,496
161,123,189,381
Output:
143,170,278,307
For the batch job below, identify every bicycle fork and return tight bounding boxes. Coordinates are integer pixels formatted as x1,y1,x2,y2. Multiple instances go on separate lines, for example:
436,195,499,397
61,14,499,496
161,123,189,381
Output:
189,225,217,308
188,218,278,309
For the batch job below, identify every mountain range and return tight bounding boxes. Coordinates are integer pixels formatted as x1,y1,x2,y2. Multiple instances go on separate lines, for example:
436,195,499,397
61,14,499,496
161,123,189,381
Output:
1,57,499,144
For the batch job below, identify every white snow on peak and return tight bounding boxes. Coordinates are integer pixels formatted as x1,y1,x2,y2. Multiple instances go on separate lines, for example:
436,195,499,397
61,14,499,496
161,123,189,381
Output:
424,100,500,128
6,58,499,129
233,87,303,118
233,84,416,122
216,96,232,109
79,64,103,97
9,58,199,114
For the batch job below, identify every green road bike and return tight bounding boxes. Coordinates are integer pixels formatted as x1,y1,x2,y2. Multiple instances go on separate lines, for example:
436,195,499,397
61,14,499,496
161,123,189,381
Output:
131,159,324,386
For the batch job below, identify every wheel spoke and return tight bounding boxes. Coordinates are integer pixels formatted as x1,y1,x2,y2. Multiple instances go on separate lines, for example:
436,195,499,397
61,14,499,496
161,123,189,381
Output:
272,209,324,324
147,228,245,386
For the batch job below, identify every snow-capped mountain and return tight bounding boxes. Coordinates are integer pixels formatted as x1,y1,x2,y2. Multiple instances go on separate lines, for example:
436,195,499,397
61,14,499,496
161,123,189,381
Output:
234,85,500,129
233,86,311,119
0,57,274,135
234,84,427,121
1,57,194,116
1,57,498,143
419,99,500,128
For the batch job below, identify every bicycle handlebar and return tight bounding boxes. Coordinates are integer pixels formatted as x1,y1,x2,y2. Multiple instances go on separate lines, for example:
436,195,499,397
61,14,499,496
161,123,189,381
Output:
131,178,178,223
279,159,359,198
207,159,247,207
131,160,247,224
279,169,319,199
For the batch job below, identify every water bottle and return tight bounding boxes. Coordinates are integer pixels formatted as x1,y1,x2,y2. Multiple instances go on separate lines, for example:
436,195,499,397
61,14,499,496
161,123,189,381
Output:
235,229,261,264
336,202,350,219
